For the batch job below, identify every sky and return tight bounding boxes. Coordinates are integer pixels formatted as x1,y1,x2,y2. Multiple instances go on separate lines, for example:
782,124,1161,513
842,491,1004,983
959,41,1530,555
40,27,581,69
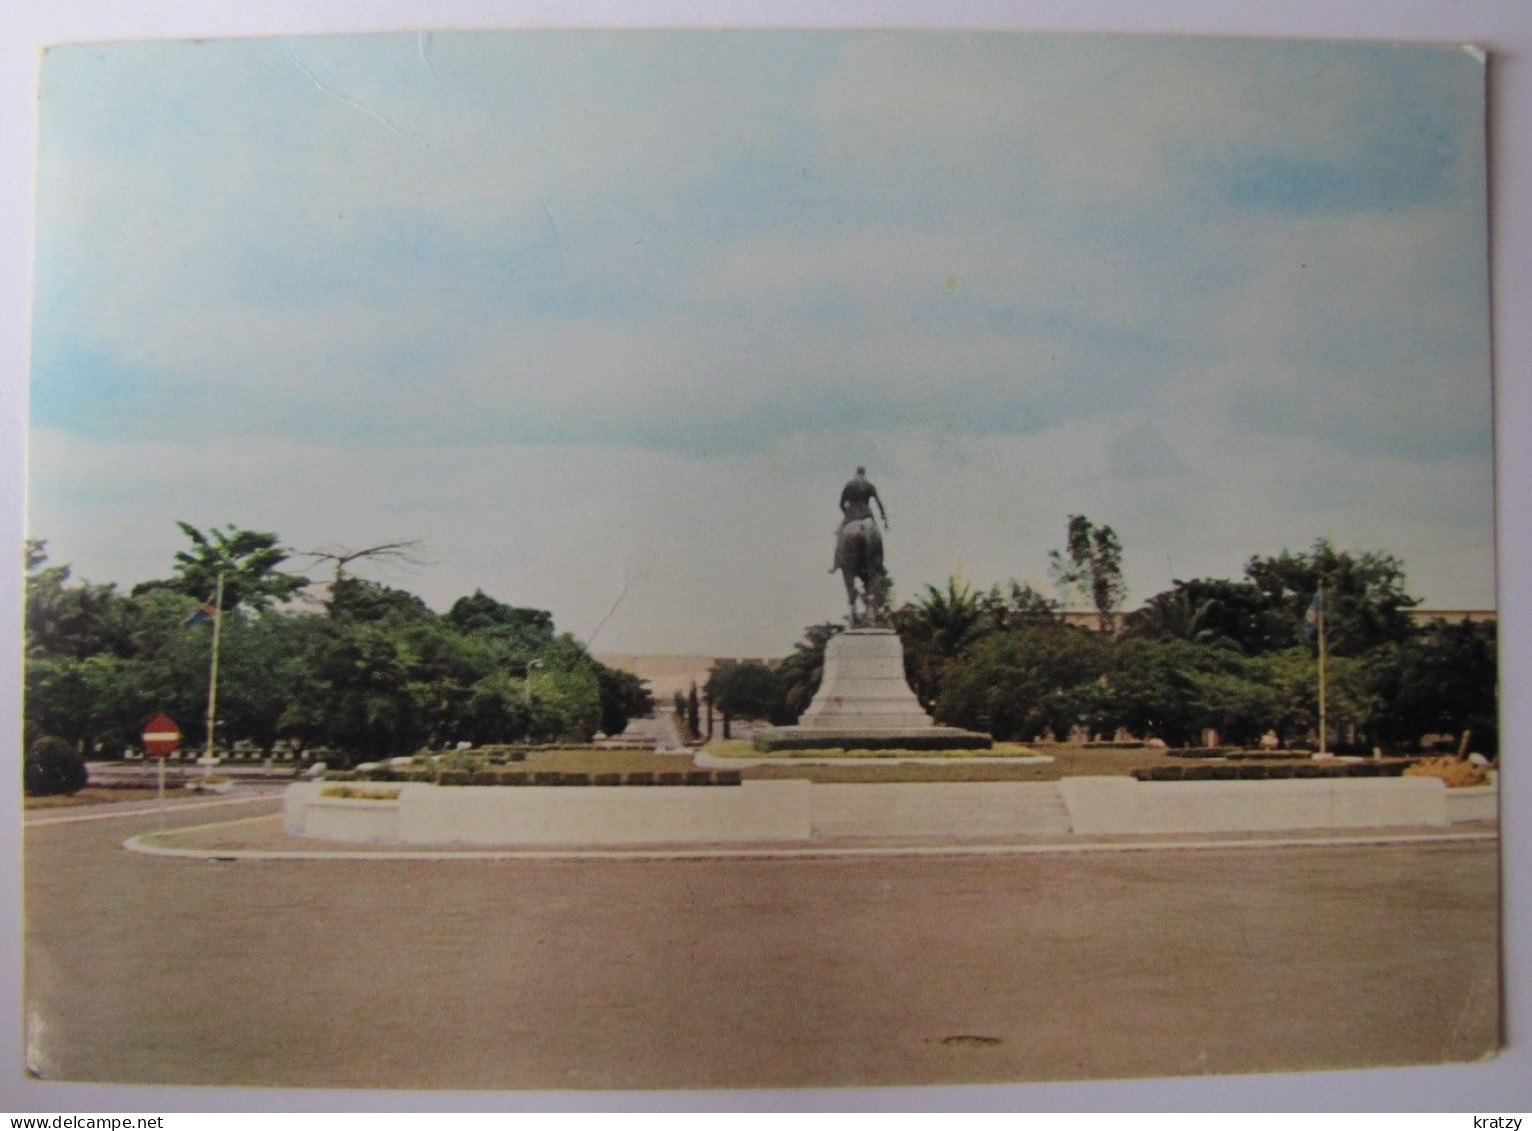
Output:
26,30,1495,656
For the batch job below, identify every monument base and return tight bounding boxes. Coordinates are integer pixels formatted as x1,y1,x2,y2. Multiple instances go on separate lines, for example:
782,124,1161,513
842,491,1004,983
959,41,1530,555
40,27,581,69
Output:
754,627,992,752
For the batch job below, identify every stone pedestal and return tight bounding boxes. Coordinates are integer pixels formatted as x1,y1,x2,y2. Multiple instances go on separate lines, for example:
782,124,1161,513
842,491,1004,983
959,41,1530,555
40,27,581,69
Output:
756,628,991,751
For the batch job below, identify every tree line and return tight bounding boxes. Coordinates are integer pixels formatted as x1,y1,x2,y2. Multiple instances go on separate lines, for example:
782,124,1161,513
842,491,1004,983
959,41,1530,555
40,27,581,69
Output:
23,524,653,764
24,518,1498,762
706,521,1497,756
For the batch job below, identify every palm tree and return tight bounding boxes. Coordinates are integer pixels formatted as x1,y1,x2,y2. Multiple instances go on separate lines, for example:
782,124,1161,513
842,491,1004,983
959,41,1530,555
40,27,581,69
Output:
1127,588,1240,650
894,575,992,703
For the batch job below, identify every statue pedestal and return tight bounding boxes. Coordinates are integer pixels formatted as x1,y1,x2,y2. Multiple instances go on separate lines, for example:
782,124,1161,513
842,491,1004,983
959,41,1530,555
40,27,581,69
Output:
755,629,992,752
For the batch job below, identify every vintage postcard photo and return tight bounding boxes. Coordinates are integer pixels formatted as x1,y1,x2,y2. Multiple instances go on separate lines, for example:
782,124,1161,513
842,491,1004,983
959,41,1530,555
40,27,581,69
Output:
17,26,1504,1099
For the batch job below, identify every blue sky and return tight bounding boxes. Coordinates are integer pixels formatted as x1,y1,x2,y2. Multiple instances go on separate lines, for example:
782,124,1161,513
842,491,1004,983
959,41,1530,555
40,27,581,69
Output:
27,31,1494,654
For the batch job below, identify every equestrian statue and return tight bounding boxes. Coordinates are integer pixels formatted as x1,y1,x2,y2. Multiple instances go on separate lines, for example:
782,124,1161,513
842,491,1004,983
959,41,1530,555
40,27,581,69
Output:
829,466,889,627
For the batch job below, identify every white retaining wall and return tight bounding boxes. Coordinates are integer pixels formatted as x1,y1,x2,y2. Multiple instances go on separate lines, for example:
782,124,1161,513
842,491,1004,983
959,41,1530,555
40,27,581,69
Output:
809,782,1070,838
285,774,1488,847
1057,775,1450,835
1446,784,1498,823
285,780,813,846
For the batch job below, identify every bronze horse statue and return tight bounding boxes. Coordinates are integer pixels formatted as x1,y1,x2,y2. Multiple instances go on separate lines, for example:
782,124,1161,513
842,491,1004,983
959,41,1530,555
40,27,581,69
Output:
834,518,886,626
830,467,889,627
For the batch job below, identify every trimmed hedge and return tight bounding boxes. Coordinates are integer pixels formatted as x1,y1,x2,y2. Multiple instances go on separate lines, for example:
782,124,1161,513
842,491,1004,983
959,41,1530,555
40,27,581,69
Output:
25,737,88,797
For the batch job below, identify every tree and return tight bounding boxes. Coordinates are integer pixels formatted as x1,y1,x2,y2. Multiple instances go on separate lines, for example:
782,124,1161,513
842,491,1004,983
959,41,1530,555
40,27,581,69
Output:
705,660,782,723
25,544,134,661
773,622,844,723
1127,578,1275,654
25,735,88,797
593,663,654,738
443,590,556,655
1368,619,1498,755
1242,539,1417,656
302,540,423,585
1049,515,1127,632
213,611,326,756
994,580,1062,629
893,575,993,704
151,522,309,611
935,623,1112,741
327,577,434,625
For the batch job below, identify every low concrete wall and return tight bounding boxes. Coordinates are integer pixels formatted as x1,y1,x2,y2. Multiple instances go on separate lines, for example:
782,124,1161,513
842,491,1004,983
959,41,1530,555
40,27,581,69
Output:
285,774,1488,847
290,795,402,842
1446,784,1498,823
284,780,812,846
809,782,1070,838
1057,775,1450,836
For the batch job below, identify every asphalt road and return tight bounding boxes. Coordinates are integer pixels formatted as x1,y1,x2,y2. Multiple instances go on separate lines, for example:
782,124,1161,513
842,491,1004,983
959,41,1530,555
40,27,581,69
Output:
23,797,1500,1092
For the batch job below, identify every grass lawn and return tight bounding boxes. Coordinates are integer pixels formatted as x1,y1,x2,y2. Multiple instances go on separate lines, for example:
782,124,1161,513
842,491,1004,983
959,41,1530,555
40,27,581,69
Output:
517,742,1272,784
705,739,1042,760
25,787,168,809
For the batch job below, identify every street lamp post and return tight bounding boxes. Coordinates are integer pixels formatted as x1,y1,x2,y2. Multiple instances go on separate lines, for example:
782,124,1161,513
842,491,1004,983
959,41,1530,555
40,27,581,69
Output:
525,659,545,739
202,566,226,780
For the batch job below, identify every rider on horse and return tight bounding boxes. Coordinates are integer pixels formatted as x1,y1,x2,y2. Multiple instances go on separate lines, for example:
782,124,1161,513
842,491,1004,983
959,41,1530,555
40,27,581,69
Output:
831,466,889,571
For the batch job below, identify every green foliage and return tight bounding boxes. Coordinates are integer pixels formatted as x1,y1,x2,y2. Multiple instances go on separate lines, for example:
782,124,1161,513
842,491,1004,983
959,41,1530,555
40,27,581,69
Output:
157,522,309,611
25,735,88,796
773,622,843,723
21,521,1496,765
327,577,434,625
1126,579,1267,652
935,623,1112,741
1242,539,1418,655
594,663,654,737
1048,515,1127,631
893,576,992,705
25,550,134,661
444,590,555,653
527,640,604,743
705,659,781,721
1367,619,1498,754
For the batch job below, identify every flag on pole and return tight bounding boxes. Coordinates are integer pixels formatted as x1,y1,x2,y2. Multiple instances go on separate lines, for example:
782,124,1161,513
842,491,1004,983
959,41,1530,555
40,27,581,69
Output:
1303,590,1322,638
184,601,218,627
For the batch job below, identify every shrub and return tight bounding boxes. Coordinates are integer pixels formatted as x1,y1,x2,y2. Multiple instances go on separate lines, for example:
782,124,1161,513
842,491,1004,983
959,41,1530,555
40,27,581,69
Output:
625,772,655,786
25,737,88,797
320,785,401,801
592,772,622,786
436,748,485,775
1404,756,1487,788
714,770,743,786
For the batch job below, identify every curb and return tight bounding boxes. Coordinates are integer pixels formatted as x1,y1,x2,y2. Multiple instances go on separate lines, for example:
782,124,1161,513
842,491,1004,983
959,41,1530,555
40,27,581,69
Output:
123,817,1498,863
25,790,285,827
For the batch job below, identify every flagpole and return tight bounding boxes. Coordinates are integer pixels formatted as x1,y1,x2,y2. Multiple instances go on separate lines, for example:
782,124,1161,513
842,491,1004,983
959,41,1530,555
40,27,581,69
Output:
203,567,225,779
1317,582,1328,756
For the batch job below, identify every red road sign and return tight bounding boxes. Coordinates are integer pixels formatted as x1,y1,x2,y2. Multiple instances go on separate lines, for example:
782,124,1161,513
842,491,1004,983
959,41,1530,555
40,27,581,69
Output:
141,714,182,759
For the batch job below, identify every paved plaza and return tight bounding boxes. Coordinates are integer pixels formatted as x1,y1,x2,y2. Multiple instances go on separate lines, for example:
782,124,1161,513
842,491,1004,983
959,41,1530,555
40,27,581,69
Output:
22,795,1500,1093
